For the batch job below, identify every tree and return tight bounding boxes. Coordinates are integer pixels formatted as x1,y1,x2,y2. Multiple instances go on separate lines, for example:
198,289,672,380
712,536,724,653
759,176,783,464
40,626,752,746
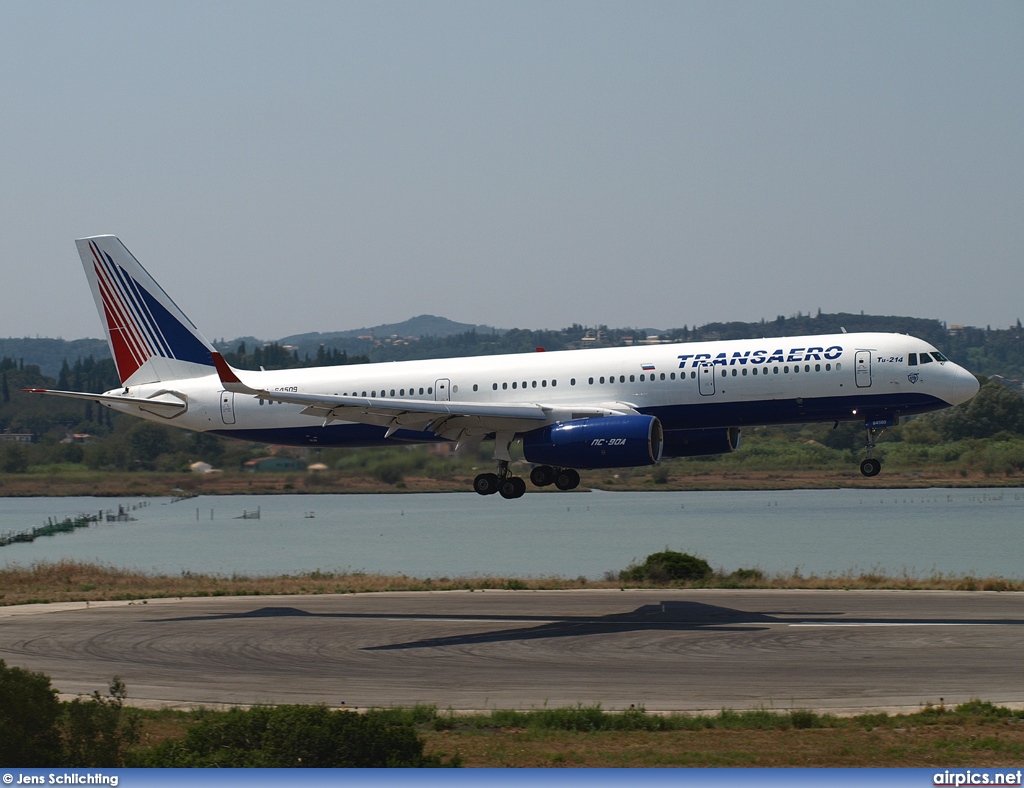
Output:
127,422,173,464
0,659,63,767
927,382,1024,440
2,444,29,474
64,441,85,464
190,432,225,464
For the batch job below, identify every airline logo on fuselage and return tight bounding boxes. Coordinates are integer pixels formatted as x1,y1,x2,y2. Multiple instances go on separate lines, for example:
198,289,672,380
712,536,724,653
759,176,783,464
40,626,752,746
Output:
677,346,844,368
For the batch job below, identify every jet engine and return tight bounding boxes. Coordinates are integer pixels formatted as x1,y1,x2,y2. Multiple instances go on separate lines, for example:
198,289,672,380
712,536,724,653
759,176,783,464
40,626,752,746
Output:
522,414,664,469
661,427,741,457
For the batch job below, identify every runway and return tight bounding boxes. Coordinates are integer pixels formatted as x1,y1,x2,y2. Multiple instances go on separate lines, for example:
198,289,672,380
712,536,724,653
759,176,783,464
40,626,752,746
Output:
1,589,1022,713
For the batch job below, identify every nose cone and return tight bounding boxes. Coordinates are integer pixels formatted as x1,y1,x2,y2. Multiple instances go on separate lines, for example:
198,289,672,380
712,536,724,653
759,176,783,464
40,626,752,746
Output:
948,366,980,406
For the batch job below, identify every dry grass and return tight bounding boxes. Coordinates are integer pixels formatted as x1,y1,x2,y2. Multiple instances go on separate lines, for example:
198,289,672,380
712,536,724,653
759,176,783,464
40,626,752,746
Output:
2,467,1024,498
596,468,1024,492
421,723,1024,767
1,560,1022,607
125,704,1024,768
0,560,605,606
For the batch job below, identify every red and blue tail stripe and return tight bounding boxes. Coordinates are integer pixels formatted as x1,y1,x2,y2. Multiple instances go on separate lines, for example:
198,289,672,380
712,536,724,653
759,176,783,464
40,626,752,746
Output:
88,240,212,382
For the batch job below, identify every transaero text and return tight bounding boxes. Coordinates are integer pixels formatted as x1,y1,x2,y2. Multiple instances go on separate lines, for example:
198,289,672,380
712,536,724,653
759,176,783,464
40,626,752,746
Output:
678,346,844,368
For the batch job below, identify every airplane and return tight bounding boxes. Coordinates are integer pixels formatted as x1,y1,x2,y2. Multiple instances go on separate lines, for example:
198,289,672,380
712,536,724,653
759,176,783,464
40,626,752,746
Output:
25,235,980,499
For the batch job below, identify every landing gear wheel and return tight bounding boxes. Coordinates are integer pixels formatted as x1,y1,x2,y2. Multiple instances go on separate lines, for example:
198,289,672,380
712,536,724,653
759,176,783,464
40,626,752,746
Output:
554,468,581,491
860,458,881,477
499,477,527,499
473,473,500,495
530,465,555,487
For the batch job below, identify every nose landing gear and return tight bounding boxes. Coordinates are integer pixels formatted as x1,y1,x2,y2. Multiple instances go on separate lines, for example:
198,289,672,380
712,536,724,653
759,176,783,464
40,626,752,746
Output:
859,417,894,477
860,456,881,477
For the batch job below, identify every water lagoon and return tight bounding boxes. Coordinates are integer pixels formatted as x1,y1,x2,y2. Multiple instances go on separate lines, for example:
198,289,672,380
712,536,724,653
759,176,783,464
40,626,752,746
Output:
1,488,1021,579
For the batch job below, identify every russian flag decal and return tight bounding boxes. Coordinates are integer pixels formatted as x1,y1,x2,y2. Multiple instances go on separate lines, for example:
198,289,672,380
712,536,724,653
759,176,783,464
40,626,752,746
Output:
642,363,655,371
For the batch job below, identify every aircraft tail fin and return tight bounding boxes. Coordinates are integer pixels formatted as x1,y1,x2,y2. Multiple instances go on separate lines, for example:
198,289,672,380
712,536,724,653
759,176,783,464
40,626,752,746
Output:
76,235,216,386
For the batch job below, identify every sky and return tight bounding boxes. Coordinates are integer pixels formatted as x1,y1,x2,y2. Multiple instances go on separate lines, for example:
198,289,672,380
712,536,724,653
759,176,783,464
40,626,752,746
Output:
1,1,1021,342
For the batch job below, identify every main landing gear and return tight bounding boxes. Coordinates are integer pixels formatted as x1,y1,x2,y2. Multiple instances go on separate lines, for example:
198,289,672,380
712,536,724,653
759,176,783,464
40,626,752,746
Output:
530,464,581,491
473,432,582,500
473,460,527,499
473,462,581,498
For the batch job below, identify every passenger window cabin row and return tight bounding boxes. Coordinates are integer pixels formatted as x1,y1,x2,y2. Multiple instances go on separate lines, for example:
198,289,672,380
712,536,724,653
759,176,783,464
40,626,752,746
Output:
304,361,846,403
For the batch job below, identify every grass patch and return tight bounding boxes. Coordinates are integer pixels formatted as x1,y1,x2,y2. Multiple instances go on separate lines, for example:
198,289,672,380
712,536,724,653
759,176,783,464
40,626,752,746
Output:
2,560,1023,606
123,702,1024,768
416,702,1024,767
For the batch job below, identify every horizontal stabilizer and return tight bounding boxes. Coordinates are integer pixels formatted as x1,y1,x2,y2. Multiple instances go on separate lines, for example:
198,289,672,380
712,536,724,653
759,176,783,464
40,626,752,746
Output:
22,388,187,419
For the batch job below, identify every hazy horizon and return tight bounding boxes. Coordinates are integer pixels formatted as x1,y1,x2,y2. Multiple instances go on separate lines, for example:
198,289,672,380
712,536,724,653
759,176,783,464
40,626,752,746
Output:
0,307,1007,347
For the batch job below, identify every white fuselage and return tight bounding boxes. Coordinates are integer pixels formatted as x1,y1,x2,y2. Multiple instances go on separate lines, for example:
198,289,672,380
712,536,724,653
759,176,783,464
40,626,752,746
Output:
104,331,978,447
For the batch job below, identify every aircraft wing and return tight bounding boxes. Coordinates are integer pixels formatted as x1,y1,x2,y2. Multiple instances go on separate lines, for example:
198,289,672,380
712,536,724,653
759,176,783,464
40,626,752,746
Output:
211,353,627,441
22,388,187,418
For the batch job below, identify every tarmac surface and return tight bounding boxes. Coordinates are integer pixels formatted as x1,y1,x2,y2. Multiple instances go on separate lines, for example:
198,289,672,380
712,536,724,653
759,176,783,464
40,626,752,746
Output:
1,589,1022,713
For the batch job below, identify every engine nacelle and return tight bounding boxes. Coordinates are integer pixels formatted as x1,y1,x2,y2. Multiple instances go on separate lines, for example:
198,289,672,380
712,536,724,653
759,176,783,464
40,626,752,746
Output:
522,415,664,469
662,427,741,457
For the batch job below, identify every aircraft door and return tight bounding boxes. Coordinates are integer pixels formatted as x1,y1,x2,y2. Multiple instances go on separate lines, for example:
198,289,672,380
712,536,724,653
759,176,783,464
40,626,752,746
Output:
434,379,451,401
855,351,872,388
698,363,716,396
220,391,236,424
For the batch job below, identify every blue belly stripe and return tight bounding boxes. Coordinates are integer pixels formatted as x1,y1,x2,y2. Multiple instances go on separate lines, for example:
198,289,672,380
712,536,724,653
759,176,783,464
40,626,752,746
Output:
209,392,948,448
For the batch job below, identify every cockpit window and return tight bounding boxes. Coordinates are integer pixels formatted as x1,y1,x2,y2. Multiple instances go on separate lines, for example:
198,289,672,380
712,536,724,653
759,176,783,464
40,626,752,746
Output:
932,351,948,362
908,353,918,365
920,353,933,364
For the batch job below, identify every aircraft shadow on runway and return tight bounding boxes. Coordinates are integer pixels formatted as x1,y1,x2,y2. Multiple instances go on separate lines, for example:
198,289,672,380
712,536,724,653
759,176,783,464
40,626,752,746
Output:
150,601,1024,652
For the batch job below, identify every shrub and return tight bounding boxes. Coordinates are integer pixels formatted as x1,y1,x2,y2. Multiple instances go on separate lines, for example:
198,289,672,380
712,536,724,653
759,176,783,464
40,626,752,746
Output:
370,462,405,485
620,550,713,584
0,659,63,767
62,678,139,767
133,705,455,767
790,710,818,729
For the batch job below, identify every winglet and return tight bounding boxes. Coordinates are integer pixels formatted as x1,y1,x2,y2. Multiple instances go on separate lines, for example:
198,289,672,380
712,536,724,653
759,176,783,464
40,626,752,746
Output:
211,352,260,394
